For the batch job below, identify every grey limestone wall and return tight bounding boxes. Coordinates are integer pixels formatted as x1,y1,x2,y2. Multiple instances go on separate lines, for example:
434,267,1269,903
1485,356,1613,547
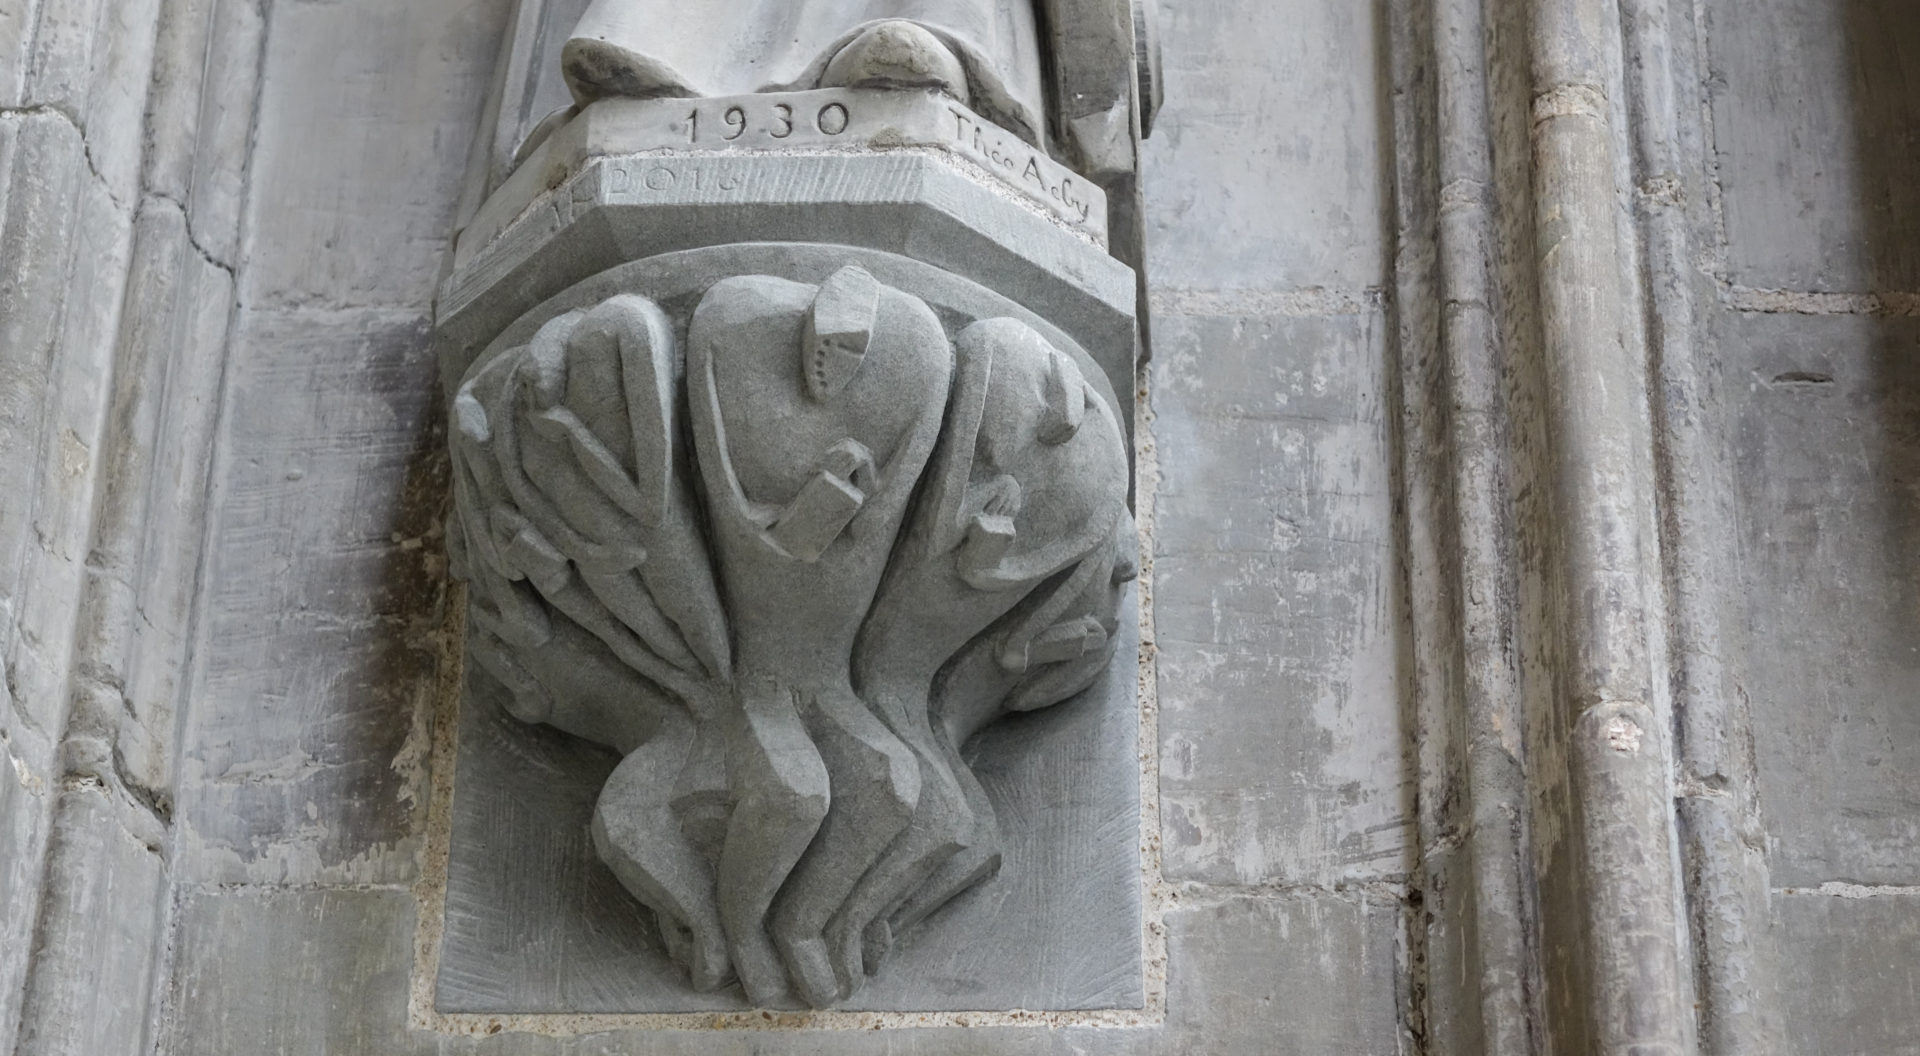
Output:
142,0,1416,1053
3,0,1916,1051
1700,0,1920,1051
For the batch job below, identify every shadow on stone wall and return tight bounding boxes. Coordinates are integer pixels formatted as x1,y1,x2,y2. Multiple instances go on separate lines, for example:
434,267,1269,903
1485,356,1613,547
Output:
1842,0,1920,604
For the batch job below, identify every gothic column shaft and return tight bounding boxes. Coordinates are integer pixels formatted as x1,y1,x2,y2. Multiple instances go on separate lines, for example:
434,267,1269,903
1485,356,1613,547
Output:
1401,0,1722,1049
1526,0,1691,1051
1432,0,1541,1053
2,0,263,1052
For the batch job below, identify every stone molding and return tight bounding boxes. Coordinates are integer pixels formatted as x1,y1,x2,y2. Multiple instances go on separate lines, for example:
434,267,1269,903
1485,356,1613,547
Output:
1387,0,1786,1053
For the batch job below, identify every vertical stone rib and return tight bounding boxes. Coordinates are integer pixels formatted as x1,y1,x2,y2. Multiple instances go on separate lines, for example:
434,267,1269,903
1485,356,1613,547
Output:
11,0,264,1051
1431,0,1544,1053
0,0,165,1049
1616,0,1782,1051
1384,0,1453,1043
1526,0,1690,1052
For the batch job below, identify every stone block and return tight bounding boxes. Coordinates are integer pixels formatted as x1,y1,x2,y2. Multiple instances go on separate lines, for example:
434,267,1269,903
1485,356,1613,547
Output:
1149,310,1409,887
182,0,267,265
1140,0,1386,292
165,888,422,1056
1720,310,1920,886
3,141,135,747
1705,0,1920,291
0,1,29,108
174,308,447,887
1153,892,1406,1056
0,112,87,734
21,0,160,204
0,727,50,1056
162,880,1404,1056
102,202,238,795
12,784,167,1056
240,0,511,308
1774,889,1920,1056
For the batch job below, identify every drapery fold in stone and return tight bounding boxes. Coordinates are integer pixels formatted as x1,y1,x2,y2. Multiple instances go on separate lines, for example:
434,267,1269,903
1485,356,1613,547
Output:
562,0,1048,143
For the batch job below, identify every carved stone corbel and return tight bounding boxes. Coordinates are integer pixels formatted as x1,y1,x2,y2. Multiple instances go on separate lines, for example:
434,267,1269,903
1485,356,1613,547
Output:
432,0,1152,1013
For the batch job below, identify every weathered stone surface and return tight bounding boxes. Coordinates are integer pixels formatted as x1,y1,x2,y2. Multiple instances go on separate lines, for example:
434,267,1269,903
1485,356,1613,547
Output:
178,0,266,266
0,110,92,743
1149,310,1407,888
0,725,50,1056
1773,889,1920,1056
1153,892,1406,1056
166,889,423,1056
1704,0,1920,292
0,94,142,1056
241,0,512,309
21,0,161,205
169,883,1399,1056
12,784,167,1056
1139,0,1385,293
164,0,513,896
174,308,447,887
1722,310,1920,888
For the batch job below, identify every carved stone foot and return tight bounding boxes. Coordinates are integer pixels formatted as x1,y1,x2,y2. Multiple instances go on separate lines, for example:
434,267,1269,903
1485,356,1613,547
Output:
819,20,970,105
562,35,697,106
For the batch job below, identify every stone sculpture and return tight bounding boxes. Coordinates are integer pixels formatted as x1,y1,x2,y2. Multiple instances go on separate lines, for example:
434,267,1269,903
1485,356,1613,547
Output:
448,264,1134,1007
562,0,1048,144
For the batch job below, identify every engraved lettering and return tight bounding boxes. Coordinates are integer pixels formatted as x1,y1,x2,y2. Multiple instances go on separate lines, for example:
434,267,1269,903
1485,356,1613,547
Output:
938,105,1097,227
771,103,794,139
818,102,851,136
645,166,676,191
723,105,747,140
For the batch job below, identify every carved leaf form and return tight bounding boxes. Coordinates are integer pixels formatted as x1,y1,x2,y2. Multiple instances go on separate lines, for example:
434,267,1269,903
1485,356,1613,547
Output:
450,265,1132,1008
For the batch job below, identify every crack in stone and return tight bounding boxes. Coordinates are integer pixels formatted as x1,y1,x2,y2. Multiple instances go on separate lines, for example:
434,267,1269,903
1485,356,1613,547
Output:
147,191,237,276
0,101,132,214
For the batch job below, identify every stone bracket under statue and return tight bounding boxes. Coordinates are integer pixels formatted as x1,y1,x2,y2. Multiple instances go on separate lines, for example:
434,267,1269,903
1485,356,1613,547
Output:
431,26,1146,1015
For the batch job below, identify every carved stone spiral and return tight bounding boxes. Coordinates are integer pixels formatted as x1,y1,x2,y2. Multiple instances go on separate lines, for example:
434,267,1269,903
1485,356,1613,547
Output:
447,264,1134,1008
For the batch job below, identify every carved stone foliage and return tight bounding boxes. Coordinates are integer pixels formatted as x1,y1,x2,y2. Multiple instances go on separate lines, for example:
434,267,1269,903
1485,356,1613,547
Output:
448,261,1134,1008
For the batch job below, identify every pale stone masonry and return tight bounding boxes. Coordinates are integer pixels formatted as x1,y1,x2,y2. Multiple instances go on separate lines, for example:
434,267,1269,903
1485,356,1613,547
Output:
0,0,1914,1054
